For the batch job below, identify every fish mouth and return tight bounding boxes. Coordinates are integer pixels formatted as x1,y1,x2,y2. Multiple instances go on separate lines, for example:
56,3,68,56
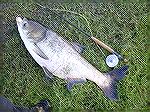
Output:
16,17,23,23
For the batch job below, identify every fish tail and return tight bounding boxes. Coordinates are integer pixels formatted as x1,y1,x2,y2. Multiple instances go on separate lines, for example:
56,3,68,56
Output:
101,65,129,100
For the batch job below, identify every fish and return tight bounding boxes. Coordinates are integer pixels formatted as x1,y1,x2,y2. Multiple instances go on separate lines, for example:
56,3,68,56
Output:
16,17,128,100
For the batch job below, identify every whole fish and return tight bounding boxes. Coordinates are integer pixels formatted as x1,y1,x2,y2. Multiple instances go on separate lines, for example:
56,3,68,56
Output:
16,17,128,100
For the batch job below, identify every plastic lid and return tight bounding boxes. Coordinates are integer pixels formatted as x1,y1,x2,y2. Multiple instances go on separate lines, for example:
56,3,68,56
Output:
106,54,119,67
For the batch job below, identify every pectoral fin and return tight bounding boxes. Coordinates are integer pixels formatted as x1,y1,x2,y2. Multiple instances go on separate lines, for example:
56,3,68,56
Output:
42,66,53,80
67,78,87,91
33,43,49,60
72,42,85,53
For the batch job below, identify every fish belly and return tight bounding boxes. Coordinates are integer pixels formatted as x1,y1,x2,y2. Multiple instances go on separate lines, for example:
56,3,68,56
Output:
36,30,97,80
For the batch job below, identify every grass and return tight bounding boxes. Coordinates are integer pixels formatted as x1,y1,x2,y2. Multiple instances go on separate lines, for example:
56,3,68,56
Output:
0,2,149,111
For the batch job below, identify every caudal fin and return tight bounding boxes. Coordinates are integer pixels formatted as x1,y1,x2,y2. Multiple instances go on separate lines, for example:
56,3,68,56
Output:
102,65,129,100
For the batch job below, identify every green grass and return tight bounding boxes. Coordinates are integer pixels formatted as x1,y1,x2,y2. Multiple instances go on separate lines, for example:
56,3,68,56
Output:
0,2,149,111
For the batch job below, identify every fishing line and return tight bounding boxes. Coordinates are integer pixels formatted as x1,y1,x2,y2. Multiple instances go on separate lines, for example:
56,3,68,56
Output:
36,3,93,36
36,3,106,58
36,3,128,67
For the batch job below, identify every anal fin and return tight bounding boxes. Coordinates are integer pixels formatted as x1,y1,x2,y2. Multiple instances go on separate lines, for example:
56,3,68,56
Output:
67,78,87,91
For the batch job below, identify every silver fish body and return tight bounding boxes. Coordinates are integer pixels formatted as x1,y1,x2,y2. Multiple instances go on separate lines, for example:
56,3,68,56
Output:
16,17,128,100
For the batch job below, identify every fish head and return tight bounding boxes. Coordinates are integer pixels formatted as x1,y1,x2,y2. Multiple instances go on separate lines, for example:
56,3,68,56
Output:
16,17,30,34
16,17,46,42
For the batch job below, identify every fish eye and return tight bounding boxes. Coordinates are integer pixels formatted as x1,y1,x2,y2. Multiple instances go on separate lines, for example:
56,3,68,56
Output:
23,22,27,27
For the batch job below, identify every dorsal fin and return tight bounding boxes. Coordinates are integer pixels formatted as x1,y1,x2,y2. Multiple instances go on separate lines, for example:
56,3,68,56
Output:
72,42,85,53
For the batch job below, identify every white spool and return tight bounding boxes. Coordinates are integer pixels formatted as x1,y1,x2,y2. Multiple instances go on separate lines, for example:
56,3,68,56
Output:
106,54,119,67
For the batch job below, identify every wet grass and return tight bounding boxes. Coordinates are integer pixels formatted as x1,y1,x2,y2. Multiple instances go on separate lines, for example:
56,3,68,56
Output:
0,2,149,111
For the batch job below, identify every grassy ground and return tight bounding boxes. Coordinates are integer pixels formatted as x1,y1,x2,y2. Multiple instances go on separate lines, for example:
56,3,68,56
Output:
0,2,149,112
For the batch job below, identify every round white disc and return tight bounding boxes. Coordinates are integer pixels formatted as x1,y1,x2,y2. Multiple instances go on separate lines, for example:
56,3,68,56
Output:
106,54,119,67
